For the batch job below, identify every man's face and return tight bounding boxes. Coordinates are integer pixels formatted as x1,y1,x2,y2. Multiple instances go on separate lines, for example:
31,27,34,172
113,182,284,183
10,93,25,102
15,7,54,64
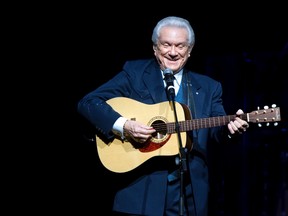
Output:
153,26,193,74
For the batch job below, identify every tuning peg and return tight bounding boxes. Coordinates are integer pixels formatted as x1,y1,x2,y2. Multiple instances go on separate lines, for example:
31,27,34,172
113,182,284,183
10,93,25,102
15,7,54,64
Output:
258,123,262,127
272,104,277,108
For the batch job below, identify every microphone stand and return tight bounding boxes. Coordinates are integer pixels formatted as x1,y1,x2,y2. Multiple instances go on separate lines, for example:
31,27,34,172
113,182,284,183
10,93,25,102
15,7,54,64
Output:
168,93,188,216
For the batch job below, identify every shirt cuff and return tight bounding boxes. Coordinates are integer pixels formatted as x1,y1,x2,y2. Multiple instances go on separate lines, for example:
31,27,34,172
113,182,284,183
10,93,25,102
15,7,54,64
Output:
112,117,128,139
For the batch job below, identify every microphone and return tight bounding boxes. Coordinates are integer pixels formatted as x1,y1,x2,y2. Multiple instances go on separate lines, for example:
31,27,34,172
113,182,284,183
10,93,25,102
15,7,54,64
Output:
163,68,175,100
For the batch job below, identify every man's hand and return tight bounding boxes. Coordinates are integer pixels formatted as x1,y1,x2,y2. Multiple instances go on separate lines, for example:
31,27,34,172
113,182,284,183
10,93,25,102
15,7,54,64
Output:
227,109,249,135
124,120,156,143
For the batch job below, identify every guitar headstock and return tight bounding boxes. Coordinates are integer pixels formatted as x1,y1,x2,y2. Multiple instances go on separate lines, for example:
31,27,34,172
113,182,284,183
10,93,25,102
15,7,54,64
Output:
248,104,281,126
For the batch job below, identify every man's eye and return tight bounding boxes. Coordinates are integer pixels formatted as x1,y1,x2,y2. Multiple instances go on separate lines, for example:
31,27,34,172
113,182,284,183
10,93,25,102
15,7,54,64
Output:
177,45,186,49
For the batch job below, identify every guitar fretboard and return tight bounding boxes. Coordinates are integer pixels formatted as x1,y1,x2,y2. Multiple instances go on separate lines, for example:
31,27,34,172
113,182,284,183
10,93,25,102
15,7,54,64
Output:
167,114,243,133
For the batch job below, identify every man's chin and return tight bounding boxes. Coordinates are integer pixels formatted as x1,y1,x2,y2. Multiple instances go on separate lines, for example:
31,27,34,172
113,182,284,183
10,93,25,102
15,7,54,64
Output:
164,62,183,71
165,65,181,73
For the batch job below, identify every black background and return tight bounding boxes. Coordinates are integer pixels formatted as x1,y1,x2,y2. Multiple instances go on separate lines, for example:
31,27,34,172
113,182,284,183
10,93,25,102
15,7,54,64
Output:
17,4,288,215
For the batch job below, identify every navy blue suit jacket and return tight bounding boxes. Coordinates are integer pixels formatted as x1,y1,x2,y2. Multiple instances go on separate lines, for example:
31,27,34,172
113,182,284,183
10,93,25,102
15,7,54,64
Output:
78,58,229,215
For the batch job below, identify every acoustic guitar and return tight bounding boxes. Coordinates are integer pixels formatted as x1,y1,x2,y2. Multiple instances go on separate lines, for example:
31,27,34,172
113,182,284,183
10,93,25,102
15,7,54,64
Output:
96,97,281,173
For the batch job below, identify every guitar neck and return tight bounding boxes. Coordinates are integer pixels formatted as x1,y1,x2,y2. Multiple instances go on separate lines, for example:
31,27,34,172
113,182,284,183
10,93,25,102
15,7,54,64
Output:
166,114,245,133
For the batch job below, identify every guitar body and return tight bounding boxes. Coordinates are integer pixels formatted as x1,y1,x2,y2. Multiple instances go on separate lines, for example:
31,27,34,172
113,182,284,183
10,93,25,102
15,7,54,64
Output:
96,97,192,173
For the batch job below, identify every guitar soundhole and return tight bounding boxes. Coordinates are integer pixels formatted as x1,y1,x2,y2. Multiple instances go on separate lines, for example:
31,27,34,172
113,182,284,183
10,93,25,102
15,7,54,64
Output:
138,119,170,153
150,120,170,143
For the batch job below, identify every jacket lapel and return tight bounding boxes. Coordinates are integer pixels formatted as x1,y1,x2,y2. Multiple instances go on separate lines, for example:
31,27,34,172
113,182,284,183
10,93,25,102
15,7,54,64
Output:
143,60,167,103
184,69,204,119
